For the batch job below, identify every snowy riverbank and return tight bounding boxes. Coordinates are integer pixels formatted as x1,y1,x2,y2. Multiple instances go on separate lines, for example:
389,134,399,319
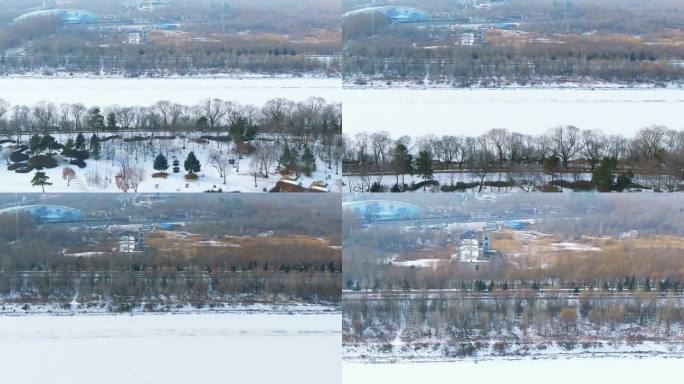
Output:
343,356,684,384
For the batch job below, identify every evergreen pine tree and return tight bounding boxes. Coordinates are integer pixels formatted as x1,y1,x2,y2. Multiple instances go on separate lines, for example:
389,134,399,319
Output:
154,153,169,172
75,133,86,150
88,107,105,131
184,151,201,174
301,145,316,176
63,138,75,156
415,150,433,181
29,134,42,154
31,171,52,193
592,158,617,192
90,134,101,159
106,112,117,131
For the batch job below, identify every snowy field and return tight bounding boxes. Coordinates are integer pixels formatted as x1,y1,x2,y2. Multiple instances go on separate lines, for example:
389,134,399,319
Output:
0,77,341,106
0,312,341,384
2,135,342,193
343,358,683,384
342,88,684,137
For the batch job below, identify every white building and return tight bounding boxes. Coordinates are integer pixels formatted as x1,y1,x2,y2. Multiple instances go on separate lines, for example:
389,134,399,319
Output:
460,32,475,46
127,32,141,45
453,231,493,262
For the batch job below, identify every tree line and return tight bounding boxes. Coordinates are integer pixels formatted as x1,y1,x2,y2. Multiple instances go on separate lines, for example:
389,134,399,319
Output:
344,291,684,358
342,126,684,192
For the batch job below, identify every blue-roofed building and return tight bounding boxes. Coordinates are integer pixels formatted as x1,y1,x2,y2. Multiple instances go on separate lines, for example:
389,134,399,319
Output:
13,9,99,25
343,6,431,23
343,200,421,222
0,205,84,223
504,220,528,230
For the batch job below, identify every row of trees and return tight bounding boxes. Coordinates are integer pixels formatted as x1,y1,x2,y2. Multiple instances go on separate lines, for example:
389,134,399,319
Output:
344,292,684,356
343,126,684,192
0,271,341,308
0,97,341,143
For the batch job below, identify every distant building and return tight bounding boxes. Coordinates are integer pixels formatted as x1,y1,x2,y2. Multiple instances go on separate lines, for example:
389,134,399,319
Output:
0,205,83,223
13,9,99,25
619,230,639,240
460,32,475,46
343,200,421,222
453,230,494,263
127,32,142,45
118,231,144,253
343,6,431,24
137,0,172,11
503,220,528,230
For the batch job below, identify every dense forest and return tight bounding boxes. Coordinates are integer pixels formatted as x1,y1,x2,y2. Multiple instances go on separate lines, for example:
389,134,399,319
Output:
343,193,684,360
343,0,684,85
344,291,684,360
0,194,342,310
0,0,340,75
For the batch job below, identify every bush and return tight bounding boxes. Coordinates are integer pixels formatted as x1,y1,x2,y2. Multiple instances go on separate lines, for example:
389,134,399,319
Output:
28,155,58,170
8,162,28,171
15,166,33,173
69,159,87,169
483,180,514,188
152,172,168,178
201,135,232,142
100,135,121,142
123,136,147,142
550,179,595,191
10,151,29,163
173,166,180,173
185,173,199,180
409,179,439,191
541,184,561,192
63,148,90,161
370,182,385,192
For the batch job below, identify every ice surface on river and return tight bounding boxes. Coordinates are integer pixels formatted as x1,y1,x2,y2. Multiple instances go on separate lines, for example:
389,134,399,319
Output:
0,77,341,106
343,88,684,137
0,312,341,384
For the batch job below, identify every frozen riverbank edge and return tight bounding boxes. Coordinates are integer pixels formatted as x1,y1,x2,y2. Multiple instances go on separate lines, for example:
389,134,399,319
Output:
0,301,340,316
0,72,340,80
343,80,684,90
344,347,684,364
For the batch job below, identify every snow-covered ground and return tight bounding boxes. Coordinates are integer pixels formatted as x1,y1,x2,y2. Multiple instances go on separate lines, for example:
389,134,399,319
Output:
343,357,684,384
0,77,341,106
2,135,343,193
0,312,341,384
342,88,684,137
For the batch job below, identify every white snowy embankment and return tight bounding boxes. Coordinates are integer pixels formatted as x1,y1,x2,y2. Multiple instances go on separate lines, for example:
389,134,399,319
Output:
343,357,684,384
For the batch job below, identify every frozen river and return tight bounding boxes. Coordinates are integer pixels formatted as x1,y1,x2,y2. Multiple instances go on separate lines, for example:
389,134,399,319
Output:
343,88,684,137
0,312,341,384
343,357,684,384
0,76,341,106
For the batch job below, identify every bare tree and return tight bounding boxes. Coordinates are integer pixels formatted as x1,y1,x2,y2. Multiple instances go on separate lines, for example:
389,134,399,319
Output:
209,150,230,185
550,125,583,168
582,129,607,171
115,163,145,193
